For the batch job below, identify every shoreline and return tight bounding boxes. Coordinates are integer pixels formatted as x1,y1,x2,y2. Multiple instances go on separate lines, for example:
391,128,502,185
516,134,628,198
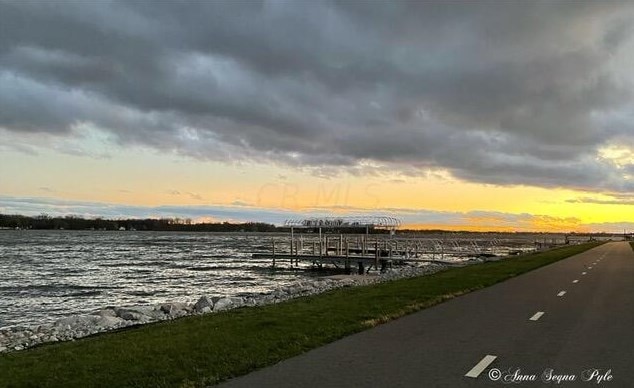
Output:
0,263,448,353
0,243,601,386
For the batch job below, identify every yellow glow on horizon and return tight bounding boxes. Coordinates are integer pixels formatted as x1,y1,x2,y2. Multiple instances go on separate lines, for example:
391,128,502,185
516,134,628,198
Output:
1,145,632,233
402,223,521,232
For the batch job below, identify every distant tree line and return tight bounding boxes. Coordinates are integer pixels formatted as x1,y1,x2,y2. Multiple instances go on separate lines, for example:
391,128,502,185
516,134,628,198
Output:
1,214,623,236
0,214,278,232
0,214,389,234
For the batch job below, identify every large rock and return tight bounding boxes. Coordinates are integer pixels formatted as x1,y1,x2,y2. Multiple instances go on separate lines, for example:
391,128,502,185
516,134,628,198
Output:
95,315,124,329
193,296,214,313
229,297,244,308
272,289,287,299
213,297,233,312
114,308,150,322
243,297,257,307
53,315,100,330
159,302,190,316
97,308,117,318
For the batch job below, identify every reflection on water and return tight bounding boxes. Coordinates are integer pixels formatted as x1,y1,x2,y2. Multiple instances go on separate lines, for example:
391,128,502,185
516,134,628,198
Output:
0,230,311,328
0,230,537,328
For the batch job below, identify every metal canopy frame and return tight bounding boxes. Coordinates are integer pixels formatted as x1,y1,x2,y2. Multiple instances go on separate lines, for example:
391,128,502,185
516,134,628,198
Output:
283,216,401,229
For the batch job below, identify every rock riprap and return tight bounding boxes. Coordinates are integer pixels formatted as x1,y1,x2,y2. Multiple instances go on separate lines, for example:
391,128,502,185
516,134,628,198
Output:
0,263,446,353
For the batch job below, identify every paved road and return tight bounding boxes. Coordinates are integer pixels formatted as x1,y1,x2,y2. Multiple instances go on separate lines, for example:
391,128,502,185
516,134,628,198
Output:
221,242,634,387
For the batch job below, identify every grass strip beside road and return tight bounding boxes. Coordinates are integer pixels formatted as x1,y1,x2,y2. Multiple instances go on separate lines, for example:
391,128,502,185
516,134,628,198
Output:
0,242,601,387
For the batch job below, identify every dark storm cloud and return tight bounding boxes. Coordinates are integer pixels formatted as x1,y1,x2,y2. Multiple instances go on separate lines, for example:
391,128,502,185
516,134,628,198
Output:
1,1,634,192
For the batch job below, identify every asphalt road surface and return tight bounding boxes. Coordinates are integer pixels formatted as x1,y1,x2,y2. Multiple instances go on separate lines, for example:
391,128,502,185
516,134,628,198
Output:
221,242,634,387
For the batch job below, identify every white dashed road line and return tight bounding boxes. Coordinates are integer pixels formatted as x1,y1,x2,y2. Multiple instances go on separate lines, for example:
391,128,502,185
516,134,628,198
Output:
465,355,497,378
529,312,545,321
557,291,566,297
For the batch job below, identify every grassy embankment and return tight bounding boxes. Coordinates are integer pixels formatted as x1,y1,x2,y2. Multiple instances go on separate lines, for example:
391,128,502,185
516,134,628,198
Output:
0,242,601,387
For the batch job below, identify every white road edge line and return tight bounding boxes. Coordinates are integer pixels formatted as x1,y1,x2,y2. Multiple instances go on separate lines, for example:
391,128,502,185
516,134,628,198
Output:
530,311,545,321
573,279,579,283
557,291,566,297
465,355,497,378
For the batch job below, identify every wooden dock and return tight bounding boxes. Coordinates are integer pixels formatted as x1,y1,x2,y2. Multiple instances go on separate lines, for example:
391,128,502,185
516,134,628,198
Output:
251,234,489,273
253,216,540,273
252,252,468,272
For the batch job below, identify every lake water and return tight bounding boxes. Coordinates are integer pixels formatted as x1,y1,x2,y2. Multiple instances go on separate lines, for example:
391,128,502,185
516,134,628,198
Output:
0,230,314,328
0,230,537,328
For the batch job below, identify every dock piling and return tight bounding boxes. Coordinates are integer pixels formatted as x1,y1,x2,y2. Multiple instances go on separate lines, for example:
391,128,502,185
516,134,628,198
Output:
374,240,379,269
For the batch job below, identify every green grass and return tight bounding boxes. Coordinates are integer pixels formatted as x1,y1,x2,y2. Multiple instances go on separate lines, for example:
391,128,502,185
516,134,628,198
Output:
0,242,601,387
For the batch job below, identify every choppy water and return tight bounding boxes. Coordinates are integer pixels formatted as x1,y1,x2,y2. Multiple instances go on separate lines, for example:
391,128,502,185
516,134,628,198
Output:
0,230,314,328
0,230,538,329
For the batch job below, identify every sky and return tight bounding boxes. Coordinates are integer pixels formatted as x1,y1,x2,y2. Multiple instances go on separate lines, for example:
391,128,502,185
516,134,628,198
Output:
0,0,633,232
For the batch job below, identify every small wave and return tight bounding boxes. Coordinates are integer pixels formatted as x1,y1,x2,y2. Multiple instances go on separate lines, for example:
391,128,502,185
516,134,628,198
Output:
126,290,158,297
231,276,258,281
0,284,115,291
99,260,169,268
57,267,87,274
66,290,103,297
99,262,128,268
187,266,222,272
184,265,248,271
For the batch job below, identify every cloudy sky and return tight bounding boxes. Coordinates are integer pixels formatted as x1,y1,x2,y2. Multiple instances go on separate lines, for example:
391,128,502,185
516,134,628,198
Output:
1,0,633,232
